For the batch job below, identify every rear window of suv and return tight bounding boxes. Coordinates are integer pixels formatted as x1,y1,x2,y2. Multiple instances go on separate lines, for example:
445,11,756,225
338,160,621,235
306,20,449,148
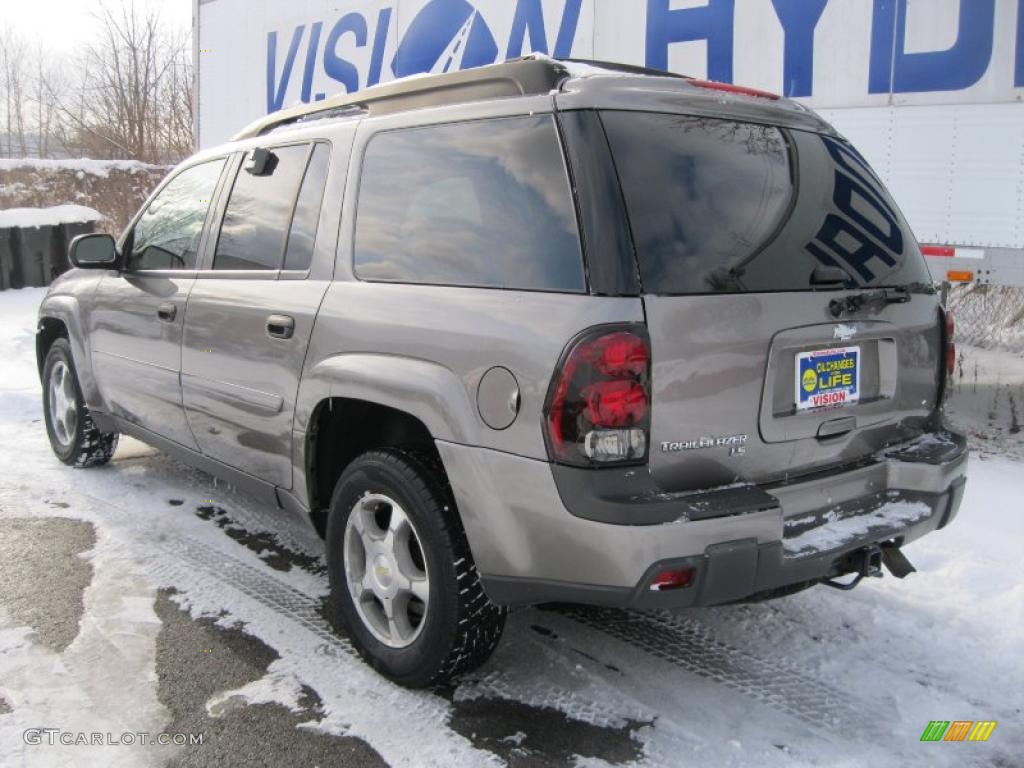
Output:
354,115,585,292
601,111,931,294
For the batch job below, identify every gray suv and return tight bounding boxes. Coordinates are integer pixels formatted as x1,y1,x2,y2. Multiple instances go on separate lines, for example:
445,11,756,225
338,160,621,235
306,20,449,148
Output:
37,57,967,687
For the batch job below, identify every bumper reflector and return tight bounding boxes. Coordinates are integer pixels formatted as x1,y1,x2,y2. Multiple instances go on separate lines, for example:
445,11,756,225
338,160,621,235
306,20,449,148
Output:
649,567,695,591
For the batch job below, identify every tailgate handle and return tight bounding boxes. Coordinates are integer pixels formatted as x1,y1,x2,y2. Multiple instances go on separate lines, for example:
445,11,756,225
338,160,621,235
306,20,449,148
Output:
817,416,856,440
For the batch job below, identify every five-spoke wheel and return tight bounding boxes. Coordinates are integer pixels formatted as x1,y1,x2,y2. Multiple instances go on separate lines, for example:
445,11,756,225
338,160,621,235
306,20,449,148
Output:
326,448,506,687
344,492,431,648
42,338,119,467
47,360,78,448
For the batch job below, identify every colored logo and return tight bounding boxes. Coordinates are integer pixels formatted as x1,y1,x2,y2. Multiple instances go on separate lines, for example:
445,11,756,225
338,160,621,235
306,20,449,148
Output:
920,721,997,742
392,0,499,78
802,368,818,393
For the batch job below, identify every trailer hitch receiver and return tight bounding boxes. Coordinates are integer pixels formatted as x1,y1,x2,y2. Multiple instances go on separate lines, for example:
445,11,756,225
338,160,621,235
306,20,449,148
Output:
824,544,884,591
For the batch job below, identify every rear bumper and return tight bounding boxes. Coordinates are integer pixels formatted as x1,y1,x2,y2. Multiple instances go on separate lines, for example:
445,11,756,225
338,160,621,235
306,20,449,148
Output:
437,429,968,609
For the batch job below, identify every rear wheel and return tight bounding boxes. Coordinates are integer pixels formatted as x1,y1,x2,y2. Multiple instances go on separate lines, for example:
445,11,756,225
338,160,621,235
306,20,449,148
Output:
325,448,505,687
42,338,118,467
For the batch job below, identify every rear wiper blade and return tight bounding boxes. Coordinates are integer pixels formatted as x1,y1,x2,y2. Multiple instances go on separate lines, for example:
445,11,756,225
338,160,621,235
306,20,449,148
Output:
829,286,912,318
895,281,938,295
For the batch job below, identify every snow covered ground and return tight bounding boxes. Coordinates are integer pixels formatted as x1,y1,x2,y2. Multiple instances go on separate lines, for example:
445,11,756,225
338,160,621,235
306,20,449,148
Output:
0,287,1021,767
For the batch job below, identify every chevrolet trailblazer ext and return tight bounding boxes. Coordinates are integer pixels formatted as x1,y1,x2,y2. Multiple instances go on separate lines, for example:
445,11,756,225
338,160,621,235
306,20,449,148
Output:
38,58,967,687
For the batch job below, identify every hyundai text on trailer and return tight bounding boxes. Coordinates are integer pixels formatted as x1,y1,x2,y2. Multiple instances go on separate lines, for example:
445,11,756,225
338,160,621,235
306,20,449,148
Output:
40,57,967,686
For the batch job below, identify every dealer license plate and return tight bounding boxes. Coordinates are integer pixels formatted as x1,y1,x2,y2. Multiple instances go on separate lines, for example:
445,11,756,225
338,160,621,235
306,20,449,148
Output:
796,346,860,411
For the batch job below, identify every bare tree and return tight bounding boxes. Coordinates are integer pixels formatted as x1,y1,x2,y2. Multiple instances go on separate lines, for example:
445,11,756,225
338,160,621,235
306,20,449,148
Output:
1,31,30,157
156,29,194,161
1,3,193,163
84,3,167,160
32,43,67,158
45,3,190,162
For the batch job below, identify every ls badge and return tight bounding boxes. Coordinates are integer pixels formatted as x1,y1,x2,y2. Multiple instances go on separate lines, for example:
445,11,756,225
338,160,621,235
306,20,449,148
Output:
660,434,748,457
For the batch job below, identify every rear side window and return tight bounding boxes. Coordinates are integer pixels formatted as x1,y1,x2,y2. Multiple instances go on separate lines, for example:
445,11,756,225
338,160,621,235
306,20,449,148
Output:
284,143,331,272
214,144,309,271
354,116,584,292
602,112,930,294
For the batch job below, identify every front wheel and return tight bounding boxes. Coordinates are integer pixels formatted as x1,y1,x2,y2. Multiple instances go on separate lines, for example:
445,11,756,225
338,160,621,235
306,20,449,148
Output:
325,448,505,688
42,338,118,467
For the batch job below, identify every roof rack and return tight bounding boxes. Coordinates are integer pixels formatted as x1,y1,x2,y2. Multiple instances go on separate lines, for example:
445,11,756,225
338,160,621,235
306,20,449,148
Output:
559,57,688,79
234,57,574,140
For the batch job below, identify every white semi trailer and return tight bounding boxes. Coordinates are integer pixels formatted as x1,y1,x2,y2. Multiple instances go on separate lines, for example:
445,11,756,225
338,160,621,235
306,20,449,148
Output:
194,0,1024,286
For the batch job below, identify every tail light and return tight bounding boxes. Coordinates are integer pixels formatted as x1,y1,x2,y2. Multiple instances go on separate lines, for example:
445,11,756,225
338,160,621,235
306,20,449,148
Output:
941,308,955,378
544,326,651,466
649,567,694,591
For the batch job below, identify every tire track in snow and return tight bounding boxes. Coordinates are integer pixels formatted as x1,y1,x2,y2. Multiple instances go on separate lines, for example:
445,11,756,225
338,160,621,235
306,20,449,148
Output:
559,606,876,733
0,483,504,768
144,499,876,744
2,473,876,759
147,535,343,649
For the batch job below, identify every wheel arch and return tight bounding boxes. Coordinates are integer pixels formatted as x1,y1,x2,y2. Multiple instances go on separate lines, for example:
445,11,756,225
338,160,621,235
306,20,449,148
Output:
305,397,446,538
36,315,69,378
36,296,104,410
295,352,484,533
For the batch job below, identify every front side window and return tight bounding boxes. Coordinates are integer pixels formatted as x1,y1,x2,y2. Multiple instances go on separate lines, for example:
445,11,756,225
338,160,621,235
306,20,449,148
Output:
602,111,930,294
128,159,225,271
214,144,310,271
354,115,585,292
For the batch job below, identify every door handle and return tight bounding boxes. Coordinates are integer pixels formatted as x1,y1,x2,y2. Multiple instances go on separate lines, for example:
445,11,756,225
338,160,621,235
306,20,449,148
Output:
266,314,295,339
157,303,177,322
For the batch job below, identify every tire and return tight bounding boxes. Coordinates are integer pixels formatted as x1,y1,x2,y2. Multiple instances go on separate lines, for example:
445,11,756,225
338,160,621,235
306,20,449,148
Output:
325,447,505,688
42,338,119,467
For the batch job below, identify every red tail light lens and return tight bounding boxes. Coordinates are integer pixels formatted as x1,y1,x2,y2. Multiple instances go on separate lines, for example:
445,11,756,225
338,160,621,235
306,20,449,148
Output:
942,308,955,377
544,327,651,466
649,567,694,591
586,380,647,427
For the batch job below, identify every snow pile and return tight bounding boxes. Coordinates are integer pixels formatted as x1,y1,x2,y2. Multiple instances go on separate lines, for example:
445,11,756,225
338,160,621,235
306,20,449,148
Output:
0,204,104,229
0,158,156,179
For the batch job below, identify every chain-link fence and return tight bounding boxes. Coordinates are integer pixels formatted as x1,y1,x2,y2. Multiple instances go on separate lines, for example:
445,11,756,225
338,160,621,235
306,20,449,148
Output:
945,284,1024,352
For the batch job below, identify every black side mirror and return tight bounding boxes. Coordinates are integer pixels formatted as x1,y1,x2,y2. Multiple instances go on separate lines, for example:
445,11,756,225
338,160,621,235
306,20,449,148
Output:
69,233,118,269
244,148,277,176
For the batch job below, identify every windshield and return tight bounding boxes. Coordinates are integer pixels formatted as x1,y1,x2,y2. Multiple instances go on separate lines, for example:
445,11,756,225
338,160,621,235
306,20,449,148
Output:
601,111,932,295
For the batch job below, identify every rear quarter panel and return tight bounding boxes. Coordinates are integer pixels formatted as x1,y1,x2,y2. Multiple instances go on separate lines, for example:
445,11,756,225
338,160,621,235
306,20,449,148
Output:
297,282,644,459
295,98,645,461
